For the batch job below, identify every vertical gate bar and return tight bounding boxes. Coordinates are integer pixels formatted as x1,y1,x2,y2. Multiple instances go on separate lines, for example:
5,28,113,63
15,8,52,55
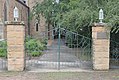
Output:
90,40,92,59
76,34,78,58
58,25,61,70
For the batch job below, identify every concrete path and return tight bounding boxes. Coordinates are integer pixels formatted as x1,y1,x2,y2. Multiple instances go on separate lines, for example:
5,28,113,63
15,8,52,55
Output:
40,39,80,62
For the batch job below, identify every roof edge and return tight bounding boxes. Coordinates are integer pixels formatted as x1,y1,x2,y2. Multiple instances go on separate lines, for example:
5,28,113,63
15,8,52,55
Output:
16,0,29,9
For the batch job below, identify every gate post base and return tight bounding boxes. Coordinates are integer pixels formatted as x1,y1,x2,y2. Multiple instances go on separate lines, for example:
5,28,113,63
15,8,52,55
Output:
92,23,110,70
6,21,25,71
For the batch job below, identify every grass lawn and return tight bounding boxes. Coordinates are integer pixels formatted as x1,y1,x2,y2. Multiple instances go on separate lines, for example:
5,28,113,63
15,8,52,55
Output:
0,71,119,80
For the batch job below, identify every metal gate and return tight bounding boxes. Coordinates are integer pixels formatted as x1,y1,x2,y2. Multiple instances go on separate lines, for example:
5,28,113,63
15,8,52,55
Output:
0,40,7,71
110,40,119,69
0,22,7,71
25,28,92,70
110,32,119,69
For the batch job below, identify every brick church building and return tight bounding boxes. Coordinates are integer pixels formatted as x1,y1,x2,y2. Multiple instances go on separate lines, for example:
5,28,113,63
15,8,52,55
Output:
0,0,46,40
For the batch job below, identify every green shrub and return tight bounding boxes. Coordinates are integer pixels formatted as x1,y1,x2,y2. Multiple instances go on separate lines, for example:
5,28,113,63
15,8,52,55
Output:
25,36,47,57
41,38,48,45
0,37,47,57
0,41,7,57
40,38,48,50
31,51,42,57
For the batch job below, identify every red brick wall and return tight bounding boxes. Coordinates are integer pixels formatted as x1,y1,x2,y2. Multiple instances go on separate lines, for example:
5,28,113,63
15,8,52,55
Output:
0,0,29,38
28,0,47,39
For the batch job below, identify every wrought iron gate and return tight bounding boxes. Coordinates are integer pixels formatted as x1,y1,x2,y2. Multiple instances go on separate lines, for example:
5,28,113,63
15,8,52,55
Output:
26,28,92,70
110,40,119,69
0,40,7,71
110,32,119,69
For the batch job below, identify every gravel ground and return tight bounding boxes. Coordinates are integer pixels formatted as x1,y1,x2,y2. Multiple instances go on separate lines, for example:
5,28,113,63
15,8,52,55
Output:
0,70,119,80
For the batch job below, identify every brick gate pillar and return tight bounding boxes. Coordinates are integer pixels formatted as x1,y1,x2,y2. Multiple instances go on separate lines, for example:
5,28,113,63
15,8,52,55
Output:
6,21,25,71
92,23,110,70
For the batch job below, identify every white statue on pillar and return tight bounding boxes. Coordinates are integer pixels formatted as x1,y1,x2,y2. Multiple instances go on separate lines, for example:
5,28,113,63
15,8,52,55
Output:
14,7,19,21
99,9,104,23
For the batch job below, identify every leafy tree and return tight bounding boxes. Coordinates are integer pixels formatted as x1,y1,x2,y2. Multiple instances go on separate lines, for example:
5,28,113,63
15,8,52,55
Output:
32,0,119,35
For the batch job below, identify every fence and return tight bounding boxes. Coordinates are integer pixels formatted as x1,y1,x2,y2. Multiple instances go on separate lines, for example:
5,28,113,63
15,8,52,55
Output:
110,40,119,69
0,40,7,71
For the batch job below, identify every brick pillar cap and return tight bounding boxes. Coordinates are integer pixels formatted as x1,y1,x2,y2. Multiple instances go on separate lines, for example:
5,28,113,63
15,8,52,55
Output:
5,21,24,25
92,23,107,27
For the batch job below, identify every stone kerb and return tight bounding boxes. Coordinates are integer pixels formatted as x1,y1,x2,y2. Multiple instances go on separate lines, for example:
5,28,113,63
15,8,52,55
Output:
92,23,110,70
6,21,25,71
